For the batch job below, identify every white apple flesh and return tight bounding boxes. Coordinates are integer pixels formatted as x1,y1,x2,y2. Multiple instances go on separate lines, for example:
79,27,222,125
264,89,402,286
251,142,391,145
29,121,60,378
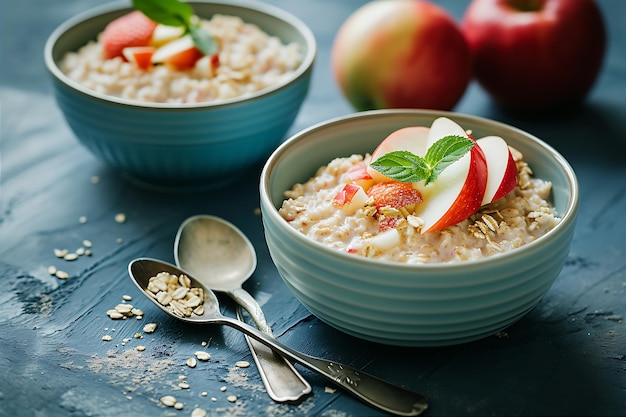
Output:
477,136,518,205
412,117,488,233
367,126,429,182
152,34,195,64
150,24,185,47
366,228,400,251
333,183,370,215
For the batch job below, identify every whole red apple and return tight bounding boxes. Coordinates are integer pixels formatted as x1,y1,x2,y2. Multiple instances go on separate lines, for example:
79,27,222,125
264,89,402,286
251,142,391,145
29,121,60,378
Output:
461,0,606,113
332,0,472,111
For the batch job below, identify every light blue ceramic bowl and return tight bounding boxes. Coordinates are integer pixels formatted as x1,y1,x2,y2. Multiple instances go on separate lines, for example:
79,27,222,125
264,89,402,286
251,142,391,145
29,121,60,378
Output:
260,110,579,347
44,0,315,190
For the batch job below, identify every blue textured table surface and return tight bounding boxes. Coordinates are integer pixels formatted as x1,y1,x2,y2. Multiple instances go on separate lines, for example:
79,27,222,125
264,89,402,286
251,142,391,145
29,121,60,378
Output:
1,1,625,416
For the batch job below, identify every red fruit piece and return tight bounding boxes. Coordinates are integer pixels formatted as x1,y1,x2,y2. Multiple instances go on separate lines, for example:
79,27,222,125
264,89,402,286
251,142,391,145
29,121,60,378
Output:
101,11,158,60
367,181,423,210
367,181,423,231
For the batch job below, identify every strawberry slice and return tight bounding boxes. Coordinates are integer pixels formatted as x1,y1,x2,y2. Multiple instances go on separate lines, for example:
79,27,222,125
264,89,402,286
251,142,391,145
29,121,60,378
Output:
101,11,158,60
366,182,423,231
367,181,423,210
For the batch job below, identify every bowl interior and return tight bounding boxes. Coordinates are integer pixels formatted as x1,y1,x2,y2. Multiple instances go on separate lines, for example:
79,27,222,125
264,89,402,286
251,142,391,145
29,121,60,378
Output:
45,0,316,108
265,110,577,222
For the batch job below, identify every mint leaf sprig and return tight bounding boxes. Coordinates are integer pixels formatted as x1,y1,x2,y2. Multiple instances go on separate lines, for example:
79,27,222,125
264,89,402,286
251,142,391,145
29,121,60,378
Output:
370,135,475,185
132,0,218,55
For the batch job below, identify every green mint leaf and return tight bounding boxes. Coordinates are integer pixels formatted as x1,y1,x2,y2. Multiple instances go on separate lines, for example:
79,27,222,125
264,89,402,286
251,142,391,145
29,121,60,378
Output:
132,0,193,27
189,25,219,56
423,135,475,184
132,0,218,56
370,151,431,183
370,135,475,185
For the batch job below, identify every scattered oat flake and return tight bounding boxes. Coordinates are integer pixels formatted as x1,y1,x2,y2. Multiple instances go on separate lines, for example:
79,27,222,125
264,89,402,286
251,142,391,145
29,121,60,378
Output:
178,382,190,389
122,294,132,301
201,392,208,397
220,386,227,392
324,386,336,394
226,395,237,403
192,408,207,417
115,213,126,223
160,395,177,407
187,358,197,368
82,239,92,248
116,238,123,244
174,402,184,410
64,253,79,261
79,216,87,224
136,345,146,351
76,247,85,256
211,397,217,402
235,361,250,368
54,249,68,258
102,335,112,341
55,270,69,279
48,265,57,275
195,351,211,361
143,323,157,333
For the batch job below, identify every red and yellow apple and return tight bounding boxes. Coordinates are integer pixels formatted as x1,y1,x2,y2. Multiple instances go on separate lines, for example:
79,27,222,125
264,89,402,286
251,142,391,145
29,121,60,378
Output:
332,0,473,111
461,0,606,113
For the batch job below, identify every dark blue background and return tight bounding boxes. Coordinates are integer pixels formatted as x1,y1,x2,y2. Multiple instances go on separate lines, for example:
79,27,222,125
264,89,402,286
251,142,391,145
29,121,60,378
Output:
1,1,625,416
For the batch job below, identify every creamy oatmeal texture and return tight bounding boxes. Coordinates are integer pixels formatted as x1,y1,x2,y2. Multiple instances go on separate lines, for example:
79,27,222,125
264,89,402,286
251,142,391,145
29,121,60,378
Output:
279,148,560,263
60,14,302,103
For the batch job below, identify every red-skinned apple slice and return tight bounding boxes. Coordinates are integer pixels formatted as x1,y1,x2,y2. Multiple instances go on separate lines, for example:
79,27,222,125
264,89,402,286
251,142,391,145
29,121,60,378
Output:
122,46,155,70
347,162,376,190
413,117,488,233
333,183,370,215
152,35,203,70
367,126,429,182
477,136,518,205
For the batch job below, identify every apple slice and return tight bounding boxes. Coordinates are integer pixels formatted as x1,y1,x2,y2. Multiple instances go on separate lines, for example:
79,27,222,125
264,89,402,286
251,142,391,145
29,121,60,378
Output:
413,118,488,233
427,116,469,146
333,184,370,215
366,228,400,251
347,162,375,190
122,46,155,70
477,136,519,205
152,35,204,70
367,126,430,182
150,24,185,47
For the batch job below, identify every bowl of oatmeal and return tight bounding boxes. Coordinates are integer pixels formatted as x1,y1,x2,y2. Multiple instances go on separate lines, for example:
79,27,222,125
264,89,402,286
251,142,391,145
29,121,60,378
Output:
44,0,315,190
260,109,579,347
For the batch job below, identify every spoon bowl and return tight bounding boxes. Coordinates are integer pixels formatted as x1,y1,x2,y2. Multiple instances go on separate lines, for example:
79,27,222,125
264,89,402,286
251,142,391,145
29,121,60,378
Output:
175,214,256,292
128,257,428,417
174,214,311,402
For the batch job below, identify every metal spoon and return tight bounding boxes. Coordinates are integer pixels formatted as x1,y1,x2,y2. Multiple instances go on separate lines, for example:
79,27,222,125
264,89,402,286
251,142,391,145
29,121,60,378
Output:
174,214,311,402
128,257,428,417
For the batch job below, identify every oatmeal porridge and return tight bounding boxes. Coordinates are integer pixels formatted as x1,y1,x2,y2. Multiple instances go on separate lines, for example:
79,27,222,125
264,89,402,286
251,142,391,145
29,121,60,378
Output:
279,146,560,264
60,14,302,104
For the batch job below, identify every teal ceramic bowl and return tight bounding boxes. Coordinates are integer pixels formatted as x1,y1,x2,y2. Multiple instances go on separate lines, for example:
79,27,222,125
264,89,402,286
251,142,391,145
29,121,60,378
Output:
44,0,315,190
260,110,579,347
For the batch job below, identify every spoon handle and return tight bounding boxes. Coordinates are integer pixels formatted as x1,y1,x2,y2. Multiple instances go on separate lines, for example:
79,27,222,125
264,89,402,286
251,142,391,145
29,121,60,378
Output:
236,306,312,402
219,316,428,417
229,288,272,334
